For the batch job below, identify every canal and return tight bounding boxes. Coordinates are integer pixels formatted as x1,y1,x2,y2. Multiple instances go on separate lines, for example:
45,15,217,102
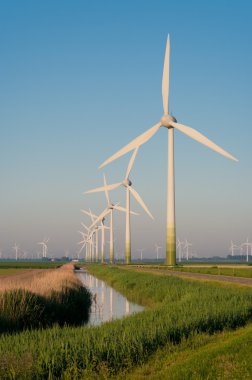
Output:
77,270,144,326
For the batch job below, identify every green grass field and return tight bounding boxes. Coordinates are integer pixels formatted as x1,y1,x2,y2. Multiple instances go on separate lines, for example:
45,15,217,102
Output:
1,265,252,378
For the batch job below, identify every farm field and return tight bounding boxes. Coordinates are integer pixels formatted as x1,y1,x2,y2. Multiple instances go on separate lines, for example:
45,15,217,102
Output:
1,265,252,378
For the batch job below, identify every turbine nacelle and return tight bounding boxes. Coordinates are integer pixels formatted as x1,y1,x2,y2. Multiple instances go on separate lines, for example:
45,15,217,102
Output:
122,179,132,187
160,114,177,127
108,203,114,209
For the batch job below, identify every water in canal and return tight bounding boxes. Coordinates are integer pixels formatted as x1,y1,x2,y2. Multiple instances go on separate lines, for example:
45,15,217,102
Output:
77,270,144,326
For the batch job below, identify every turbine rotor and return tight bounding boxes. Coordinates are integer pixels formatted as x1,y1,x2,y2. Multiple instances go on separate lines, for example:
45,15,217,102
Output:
160,114,177,127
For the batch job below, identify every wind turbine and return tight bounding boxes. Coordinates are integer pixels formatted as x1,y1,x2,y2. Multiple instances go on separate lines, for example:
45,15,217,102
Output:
176,239,184,262
155,244,162,261
184,239,192,261
86,175,127,263
38,238,49,259
81,209,109,263
99,35,238,266
86,149,152,264
242,237,251,262
229,240,239,257
137,248,145,261
13,243,19,261
78,230,88,259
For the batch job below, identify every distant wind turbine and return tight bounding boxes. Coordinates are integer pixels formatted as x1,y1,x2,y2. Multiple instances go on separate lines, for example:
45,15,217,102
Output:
176,239,184,262
137,248,145,261
99,34,238,266
86,175,127,263
81,209,109,263
184,239,192,261
38,238,49,258
155,244,162,261
86,149,151,264
13,243,19,261
242,237,251,262
229,240,239,256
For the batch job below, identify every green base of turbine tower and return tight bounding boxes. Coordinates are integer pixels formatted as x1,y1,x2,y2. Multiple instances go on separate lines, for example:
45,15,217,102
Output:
165,226,176,266
125,242,131,264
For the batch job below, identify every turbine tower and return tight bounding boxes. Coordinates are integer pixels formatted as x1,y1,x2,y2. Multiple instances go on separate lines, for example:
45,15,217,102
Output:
242,237,251,262
137,248,145,261
155,244,162,261
13,243,19,261
86,149,151,264
99,35,238,266
184,239,192,261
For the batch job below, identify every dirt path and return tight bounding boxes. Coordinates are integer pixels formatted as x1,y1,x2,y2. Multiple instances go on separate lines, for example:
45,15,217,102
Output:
130,267,252,287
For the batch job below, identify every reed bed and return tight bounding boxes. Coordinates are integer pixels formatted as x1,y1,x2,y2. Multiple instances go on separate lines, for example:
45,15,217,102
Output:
0,265,252,378
0,263,92,333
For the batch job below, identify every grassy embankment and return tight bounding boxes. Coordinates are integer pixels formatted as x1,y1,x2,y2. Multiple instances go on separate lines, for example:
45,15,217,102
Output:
0,263,91,333
129,264,252,278
168,265,252,278
1,265,252,378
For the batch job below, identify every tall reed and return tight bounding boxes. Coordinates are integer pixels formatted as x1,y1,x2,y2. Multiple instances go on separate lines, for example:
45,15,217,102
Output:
0,264,92,333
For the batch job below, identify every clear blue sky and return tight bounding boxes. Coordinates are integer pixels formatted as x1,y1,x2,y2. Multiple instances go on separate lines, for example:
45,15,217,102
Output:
0,0,251,258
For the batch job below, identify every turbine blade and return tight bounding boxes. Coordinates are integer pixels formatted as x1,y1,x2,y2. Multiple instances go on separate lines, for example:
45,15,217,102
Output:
162,34,170,115
85,182,121,194
89,208,110,230
99,123,161,168
114,204,138,215
125,147,139,180
81,209,96,223
81,209,92,217
103,174,110,204
129,187,154,219
171,122,238,162
81,223,90,231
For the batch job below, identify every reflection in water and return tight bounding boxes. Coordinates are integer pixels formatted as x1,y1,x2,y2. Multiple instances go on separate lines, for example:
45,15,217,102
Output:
77,271,144,326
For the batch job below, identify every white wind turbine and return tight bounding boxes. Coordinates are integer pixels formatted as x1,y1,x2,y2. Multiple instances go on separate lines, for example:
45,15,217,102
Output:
78,230,88,259
176,239,184,262
81,209,110,263
86,175,127,263
13,244,19,261
99,34,238,266
155,244,162,261
86,149,152,264
38,238,49,258
242,237,251,262
80,224,95,261
229,240,239,257
184,239,192,261
137,248,145,261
